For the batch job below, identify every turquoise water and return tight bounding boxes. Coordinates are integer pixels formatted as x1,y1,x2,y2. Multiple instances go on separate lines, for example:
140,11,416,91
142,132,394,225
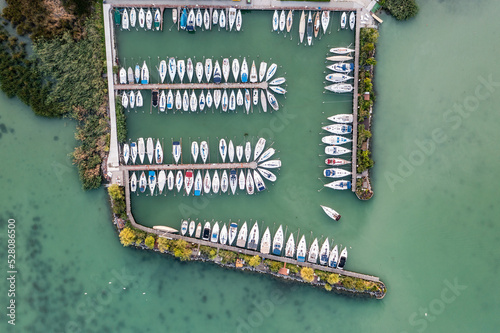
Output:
1,1,500,332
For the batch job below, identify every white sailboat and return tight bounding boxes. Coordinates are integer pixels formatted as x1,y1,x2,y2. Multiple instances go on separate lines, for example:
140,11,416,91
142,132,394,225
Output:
236,145,243,162
219,138,227,162
324,145,351,156
341,12,347,29
232,58,240,82
296,235,307,262
249,61,258,83
260,89,268,112
184,170,194,196
200,141,209,163
265,63,277,82
214,89,221,109
219,224,228,245
257,168,277,182
244,141,252,162
196,61,203,83
123,143,130,164
158,170,166,194
130,8,137,28
324,180,352,190
239,169,246,190
190,90,197,112
130,142,137,164
228,140,235,162
259,62,267,82
228,222,238,245
220,170,228,193
177,59,185,83
253,138,266,161
191,141,199,163
260,228,271,254
247,222,260,251
167,171,174,191
308,238,319,264
186,58,194,82
175,90,182,110
284,233,295,258
138,8,145,29
136,91,143,107
167,90,173,110
146,137,154,164
172,141,181,163
138,137,145,164
246,170,254,195
189,221,195,237
168,57,176,82
319,238,330,265
328,245,339,268
130,172,137,192
321,11,330,34
205,58,212,83
272,10,279,32
299,10,305,44
194,171,202,196
155,139,163,164
321,205,341,221
253,170,266,192
338,247,348,270
211,222,220,243
236,222,248,247
228,8,236,31
175,170,183,192
272,225,284,255
212,170,220,194
222,58,230,82
203,170,211,194
328,114,354,123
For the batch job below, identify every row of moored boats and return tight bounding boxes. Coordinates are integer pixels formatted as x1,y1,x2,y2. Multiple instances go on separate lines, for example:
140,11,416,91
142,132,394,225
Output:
171,220,348,269
115,7,161,31
178,7,243,32
324,47,356,93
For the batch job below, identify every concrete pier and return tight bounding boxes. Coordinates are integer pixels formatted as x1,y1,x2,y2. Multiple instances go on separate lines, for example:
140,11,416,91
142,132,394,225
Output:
351,11,361,192
120,161,258,171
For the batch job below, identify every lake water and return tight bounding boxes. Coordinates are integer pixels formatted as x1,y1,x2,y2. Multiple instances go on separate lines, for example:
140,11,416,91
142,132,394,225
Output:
1,1,499,332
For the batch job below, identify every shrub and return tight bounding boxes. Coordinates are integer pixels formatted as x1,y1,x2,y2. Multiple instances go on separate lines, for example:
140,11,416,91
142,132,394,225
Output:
144,235,155,249
248,255,261,268
325,284,332,291
327,273,340,285
265,260,283,273
300,267,315,283
342,276,355,289
219,250,236,264
119,227,136,246
286,264,300,274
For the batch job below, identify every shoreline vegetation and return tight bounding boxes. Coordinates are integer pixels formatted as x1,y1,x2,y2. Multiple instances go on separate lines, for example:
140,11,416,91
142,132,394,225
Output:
379,0,419,21
355,27,378,200
108,185,387,299
0,0,109,190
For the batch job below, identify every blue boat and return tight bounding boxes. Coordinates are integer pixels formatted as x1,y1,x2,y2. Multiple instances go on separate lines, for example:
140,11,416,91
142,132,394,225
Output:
180,8,187,30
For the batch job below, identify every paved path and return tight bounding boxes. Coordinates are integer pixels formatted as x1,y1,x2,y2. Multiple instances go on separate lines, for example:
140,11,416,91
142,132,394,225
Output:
120,161,258,171
351,10,360,191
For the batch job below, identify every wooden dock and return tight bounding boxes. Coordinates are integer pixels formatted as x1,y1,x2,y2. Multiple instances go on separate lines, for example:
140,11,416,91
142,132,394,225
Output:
122,170,380,283
120,161,257,171
351,11,361,192
115,82,268,90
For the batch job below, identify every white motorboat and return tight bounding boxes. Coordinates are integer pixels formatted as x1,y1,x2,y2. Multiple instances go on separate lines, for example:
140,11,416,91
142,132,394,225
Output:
138,8,145,29
341,12,347,29
206,90,213,108
158,170,166,194
222,89,228,112
205,58,212,83
253,138,266,161
260,89,268,112
130,142,137,164
284,233,295,258
260,227,271,254
244,89,251,113
168,57,176,82
321,11,329,34
245,141,252,162
189,220,195,237
129,91,135,108
258,159,282,169
212,8,218,25
148,170,156,195
175,170,183,192
236,222,248,247
306,11,313,46
202,222,211,241
175,90,182,110
186,58,194,82
319,238,330,265
266,63,277,82
146,137,154,164
330,47,355,55
167,171,174,191
130,172,137,192
130,8,137,28
220,224,228,245
266,90,279,111
167,90,173,110
138,137,145,163
200,141,209,163
235,10,242,31
212,170,220,194
191,141,199,163
269,86,287,95
328,113,353,123
279,10,286,32
324,145,351,156
325,180,352,190
229,169,237,194
269,77,286,86
214,89,221,109
308,238,319,263
326,55,353,62
123,143,130,164
183,90,189,111
249,61,257,83
232,58,240,82
299,10,305,44
204,9,210,30
181,220,188,236
238,169,246,190
219,8,226,29
195,61,203,83
246,170,254,195
228,140,235,162
159,90,166,112
286,10,293,33
228,222,238,245
349,12,355,30
139,171,147,193
236,145,243,162
155,139,163,164
325,158,351,166
253,170,266,192
325,83,354,93
119,67,127,84
338,247,348,270
229,90,236,111
213,61,221,84
325,73,353,83
321,205,341,221
136,90,143,107
272,10,279,32
296,235,307,262
328,245,339,268
194,171,202,196
247,222,259,251
203,170,211,194
196,8,202,28
177,59,186,83
219,138,227,162
172,141,181,163
146,8,153,30
184,170,194,195
236,89,243,107
258,168,277,182
272,225,284,255
322,124,353,135
190,90,197,112
259,62,267,82
222,58,230,82
257,147,275,163
199,90,205,111
122,8,129,30
221,170,228,193
228,8,236,31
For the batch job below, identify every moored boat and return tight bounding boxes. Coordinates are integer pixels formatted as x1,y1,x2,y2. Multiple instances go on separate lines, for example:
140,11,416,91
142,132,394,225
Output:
168,57,176,82
189,220,195,237
272,225,284,255
279,10,286,32
319,238,330,265
286,10,293,33
210,222,220,243
244,89,251,113
259,159,282,169
130,142,137,164
324,180,352,190
119,67,127,84
196,8,202,28
228,140,235,163
326,55,353,62
269,77,286,86
123,143,130,164
130,8,137,28
321,11,329,34
146,137,154,164
153,225,178,233
259,62,267,82
235,10,242,31
141,61,149,84
299,10,305,44
296,235,307,262
253,137,266,161
306,11,313,46
130,172,137,192
257,168,277,182
203,170,211,194
284,233,295,258
265,63,277,82
325,157,351,166
253,89,259,106
175,170,183,192
219,138,227,162
190,90,197,112
260,90,268,112
184,170,194,195
324,145,351,156
180,8,187,30
205,58,212,83
167,90,173,110
349,12,355,30
177,59,185,82
182,90,189,111
220,170,228,193
266,90,279,111
138,8,145,29
121,91,128,108
328,113,354,123
159,90,166,112
322,124,353,135
330,47,355,55
328,245,339,268
236,89,243,107
219,8,226,29
228,222,238,245
154,9,161,30
246,170,254,195
321,205,341,221
239,169,246,190
229,169,237,194
327,63,354,74
212,8,218,25
314,11,320,38
213,61,221,84
138,137,145,163
139,171,147,193
155,139,163,164
232,58,240,82
199,90,205,111
195,222,202,238
135,64,140,83
272,10,279,32
325,83,354,93
159,60,167,83
247,222,259,251
236,145,243,162
202,222,211,241
253,170,266,192
195,61,203,83
212,170,220,194
146,8,153,30
338,247,348,270
172,8,178,25
269,86,287,95
260,227,271,254
229,90,236,111
325,73,353,83
158,170,166,194
172,141,181,163
249,61,258,83
186,9,195,31
203,9,210,30
236,222,248,247
191,141,199,163
214,89,221,109
307,238,319,263
220,224,228,245
222,58,230,82
245,141,252,162
122,8,129,30
186,58,194,82
194,171,202,196
228,8,236,31
136,90,143,107
341,12,347,29
167,171,174,191
148,170,156,195
257,147,275,163
200,141,209,163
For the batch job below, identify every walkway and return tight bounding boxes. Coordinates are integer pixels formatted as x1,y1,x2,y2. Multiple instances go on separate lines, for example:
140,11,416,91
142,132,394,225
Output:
350,10,361,191
120,161,258,171
115,82,268,90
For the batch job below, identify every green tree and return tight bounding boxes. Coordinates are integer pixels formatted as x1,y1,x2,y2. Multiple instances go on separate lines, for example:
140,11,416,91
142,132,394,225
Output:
157,237,172,253
325,284,333,291
107,184,126,218
357,150,374,173
145,235,156,249
342,276,355,289
248,255,261,267
327,273,340,285
381,0,419,21
355,279,366,291
366,57,377,66
300,267,315,283
219,250,237,264
119,227,136,246
265,260,283,273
